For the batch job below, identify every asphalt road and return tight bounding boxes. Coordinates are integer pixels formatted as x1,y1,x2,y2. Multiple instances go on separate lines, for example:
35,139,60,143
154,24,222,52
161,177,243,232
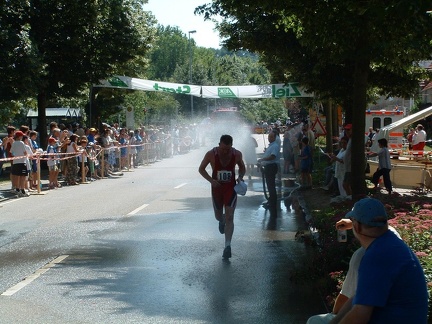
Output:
0,143,325,323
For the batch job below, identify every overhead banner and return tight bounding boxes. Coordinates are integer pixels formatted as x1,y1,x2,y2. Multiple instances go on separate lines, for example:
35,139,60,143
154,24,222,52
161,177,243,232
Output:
95,76,202,97
201,83,313,98
95,76,313,98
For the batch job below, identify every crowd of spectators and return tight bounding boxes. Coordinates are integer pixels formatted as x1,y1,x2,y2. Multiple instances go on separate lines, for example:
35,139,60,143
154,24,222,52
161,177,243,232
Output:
0,121,201,197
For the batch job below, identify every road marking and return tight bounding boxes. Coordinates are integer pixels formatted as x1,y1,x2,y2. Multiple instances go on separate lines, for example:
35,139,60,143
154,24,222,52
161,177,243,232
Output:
127,204,149,216
174,183,187,189
1,255,69,296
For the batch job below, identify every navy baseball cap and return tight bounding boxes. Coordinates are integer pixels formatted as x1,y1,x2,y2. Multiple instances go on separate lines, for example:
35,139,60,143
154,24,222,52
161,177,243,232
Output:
346,198,388,227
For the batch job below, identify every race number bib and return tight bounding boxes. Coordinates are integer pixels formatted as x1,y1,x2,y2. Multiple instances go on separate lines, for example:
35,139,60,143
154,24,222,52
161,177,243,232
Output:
217,170,232,183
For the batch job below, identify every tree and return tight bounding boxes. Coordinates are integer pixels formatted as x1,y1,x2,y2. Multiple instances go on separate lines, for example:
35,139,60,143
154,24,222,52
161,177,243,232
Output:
0,0,156,144
196,0,432,197
0,1,42,102
147,25,189,82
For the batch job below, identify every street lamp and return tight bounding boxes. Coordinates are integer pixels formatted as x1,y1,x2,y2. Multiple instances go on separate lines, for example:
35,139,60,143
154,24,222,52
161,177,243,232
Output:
188,30,196,119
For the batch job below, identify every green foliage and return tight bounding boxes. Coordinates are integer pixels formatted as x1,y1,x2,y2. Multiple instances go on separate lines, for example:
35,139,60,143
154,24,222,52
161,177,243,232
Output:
0,0,157,143
196,0,432,197
147,25,190,81
0,1,42,101
240,99,286,124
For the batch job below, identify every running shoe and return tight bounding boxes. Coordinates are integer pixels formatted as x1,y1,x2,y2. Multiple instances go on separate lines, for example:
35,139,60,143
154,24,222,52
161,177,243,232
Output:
222,246,231,259
218,220,225,234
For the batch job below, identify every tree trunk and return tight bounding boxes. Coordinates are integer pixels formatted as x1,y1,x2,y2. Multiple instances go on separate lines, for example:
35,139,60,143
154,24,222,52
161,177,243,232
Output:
351,59,369,200
37,92,47,148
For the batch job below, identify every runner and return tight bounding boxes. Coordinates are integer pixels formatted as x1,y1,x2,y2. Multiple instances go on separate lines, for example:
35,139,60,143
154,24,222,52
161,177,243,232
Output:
199,134,246,259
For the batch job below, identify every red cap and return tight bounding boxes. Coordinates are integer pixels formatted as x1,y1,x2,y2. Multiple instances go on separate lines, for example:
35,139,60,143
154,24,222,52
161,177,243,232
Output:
14,131,25,137
48,137,56,143
344,124,352,130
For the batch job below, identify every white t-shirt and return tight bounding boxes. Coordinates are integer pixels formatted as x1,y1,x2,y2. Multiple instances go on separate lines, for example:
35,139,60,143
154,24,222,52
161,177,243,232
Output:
413,129,426,144
334,149,346,180
10,140,27,164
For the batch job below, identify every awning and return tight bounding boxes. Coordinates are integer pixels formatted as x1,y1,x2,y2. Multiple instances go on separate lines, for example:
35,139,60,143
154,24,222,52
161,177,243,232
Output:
27,108,81,118
371,105,432,151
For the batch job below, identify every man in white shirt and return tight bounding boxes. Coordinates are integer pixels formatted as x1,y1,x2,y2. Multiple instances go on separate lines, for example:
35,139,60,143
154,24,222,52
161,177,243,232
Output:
412,124,426,151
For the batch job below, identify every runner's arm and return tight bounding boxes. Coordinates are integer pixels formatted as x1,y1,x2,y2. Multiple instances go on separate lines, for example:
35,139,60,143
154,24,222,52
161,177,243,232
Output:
199,152,219,187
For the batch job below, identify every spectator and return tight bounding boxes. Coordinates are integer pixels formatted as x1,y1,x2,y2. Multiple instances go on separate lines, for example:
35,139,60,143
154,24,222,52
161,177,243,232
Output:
307,217,402,324
257,131,280,214
65,134,79,185
29,131,39,190
303,123,315,154
87,128,97,143
128,130,138,168
133,129,143,166
242,135,258,179
101,128,117,175
368,138,392,194
46,137,61,189
2,126,16,190
335,198,428,323
22,135,33,192
77,136,89,181
371,128,380,145
10,131,29,197
53,128,69,182
412,124,427,151
367,127,374,143
118,128,129,169
75,124,85,137
407,128,415,149
330,137,348,198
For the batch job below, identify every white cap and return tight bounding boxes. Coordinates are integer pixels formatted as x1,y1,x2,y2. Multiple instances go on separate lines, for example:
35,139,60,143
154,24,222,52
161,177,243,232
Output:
234,181,247,196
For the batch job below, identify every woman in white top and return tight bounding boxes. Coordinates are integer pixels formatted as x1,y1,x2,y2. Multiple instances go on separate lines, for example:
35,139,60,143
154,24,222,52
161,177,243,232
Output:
331,137,347,197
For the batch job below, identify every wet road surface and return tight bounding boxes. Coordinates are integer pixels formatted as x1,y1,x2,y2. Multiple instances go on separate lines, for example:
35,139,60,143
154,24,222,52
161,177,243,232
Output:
0,144,326,323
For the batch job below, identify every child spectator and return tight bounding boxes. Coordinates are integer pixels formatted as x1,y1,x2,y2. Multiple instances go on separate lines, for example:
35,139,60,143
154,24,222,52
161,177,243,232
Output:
77,136,89,181
29,131,39,190
22,135,33,192
119,128,129,169
368,138,392,194
46,137,60,189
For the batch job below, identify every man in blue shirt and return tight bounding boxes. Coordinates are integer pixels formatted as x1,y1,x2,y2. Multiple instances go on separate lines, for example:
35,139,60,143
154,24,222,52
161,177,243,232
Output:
257,131,280,215
337,198,428,323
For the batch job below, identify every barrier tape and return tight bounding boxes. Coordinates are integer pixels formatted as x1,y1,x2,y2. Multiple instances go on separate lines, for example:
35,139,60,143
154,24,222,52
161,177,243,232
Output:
0,142,153,163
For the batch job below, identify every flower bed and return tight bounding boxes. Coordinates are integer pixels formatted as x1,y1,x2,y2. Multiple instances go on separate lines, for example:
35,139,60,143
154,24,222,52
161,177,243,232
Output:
305,190,432,318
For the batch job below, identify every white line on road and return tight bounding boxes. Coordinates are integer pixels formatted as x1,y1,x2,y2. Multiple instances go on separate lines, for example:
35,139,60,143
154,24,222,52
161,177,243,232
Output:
174,183,187,189
1,255,69,296
127,204,149,216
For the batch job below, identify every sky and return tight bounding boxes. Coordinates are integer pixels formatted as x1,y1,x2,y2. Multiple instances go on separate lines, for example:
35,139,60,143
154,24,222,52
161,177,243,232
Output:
144,0,221,49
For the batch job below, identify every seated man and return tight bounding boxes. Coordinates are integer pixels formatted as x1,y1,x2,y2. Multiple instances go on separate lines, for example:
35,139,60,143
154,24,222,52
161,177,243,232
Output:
336,198,428,323
307,217,401,324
